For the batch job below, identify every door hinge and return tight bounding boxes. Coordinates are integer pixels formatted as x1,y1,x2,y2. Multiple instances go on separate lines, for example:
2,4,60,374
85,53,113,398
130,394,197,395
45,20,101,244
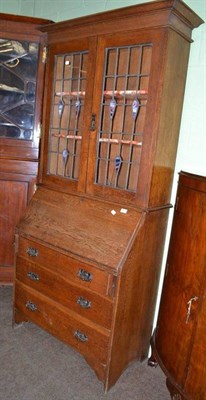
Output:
42,46,47,63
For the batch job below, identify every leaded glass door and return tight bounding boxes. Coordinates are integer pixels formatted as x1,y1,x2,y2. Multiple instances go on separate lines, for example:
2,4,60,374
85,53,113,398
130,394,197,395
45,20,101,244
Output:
42,38,96,192
95,43,151,192
87,32,162,206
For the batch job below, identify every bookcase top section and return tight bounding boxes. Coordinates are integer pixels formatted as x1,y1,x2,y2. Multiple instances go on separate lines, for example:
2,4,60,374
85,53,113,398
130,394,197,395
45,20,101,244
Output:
17,187,143,271
40,0,204,42
0,13,53,36
0,13,52,25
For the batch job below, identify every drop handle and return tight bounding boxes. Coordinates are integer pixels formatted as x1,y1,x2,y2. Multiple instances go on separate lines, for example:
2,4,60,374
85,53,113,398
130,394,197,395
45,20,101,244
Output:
77,296,91,309
26,301,38,312
78,269,93,282
26,247,38,257
74,330,88,342
27,271,40,281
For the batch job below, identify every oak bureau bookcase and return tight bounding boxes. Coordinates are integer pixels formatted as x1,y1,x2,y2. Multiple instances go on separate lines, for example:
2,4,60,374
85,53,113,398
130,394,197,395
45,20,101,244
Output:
13,0,203,391
0,14,52,284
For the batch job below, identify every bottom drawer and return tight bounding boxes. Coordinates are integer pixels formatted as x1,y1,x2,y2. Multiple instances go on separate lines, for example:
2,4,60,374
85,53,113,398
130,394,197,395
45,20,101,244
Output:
14,281,110,365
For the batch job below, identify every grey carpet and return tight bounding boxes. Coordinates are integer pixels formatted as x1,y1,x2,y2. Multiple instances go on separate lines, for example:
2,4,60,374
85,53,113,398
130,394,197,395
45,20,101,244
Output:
0,286,170,400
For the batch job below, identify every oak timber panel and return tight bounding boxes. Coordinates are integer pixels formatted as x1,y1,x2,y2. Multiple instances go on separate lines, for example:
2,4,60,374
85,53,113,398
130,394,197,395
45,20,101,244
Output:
0,180,27,268
17,187,142,271
148,30,191,207
105,207,169,390
0,159,37,283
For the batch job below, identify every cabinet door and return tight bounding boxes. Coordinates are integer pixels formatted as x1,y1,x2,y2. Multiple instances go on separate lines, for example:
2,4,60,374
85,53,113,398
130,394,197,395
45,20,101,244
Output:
86,31,164,205
0,160,37,283
0,180,27,264
41,38,97,192
183,185,206,399
155,183,206,389
0,36,44,160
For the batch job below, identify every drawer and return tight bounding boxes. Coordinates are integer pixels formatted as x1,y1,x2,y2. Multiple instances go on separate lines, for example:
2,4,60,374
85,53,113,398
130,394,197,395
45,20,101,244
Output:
16,260,113,330
17,236,112,296
15,281,110,365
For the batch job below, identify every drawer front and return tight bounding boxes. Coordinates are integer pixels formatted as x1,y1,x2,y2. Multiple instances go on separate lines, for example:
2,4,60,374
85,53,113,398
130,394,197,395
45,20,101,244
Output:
16,260,113,330
18,237,110,296
15,282,110,365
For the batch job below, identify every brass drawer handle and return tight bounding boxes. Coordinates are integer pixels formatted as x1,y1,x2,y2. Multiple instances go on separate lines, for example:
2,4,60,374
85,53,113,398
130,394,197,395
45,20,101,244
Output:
78,269,93,282
77,296,91,309
27,271,40,281
74,330,88,342
26,301,38,312
26,247,38,257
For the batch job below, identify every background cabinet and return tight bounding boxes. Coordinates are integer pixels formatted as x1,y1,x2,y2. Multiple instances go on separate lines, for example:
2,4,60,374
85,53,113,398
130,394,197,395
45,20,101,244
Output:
13,1,203,391
0,14,52,284
151,171,206,400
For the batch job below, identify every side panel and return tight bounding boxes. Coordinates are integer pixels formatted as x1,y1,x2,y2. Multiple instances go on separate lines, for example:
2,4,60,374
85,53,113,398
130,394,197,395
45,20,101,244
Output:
106,208,169,390
149,30,191,207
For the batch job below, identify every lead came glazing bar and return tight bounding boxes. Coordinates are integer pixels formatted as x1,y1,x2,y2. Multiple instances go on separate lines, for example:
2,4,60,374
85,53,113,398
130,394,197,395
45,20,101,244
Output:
99,138,142,146
55,89,148,98
52,133,82,140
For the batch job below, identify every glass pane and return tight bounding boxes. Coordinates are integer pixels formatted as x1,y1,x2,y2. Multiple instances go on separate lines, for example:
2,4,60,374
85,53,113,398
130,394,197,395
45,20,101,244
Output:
48,51,88,181
0,39,39,140
95,43,152,192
